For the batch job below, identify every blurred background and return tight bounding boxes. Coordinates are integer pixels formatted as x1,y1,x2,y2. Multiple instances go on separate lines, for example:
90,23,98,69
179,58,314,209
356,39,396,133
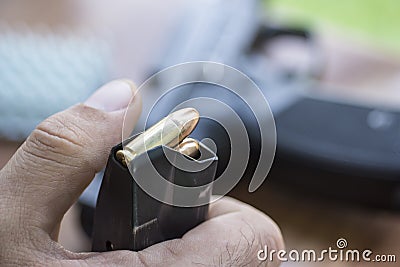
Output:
0,1,399,266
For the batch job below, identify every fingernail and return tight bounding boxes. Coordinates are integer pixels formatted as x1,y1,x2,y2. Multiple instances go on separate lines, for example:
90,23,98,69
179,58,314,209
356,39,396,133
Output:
84,79,135,112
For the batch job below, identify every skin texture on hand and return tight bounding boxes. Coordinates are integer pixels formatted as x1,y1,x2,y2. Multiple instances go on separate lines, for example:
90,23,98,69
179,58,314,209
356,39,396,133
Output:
0,80,284,266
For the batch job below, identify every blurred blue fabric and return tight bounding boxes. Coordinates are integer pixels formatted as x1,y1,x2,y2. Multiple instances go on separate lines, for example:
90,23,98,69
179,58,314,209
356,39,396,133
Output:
0,29,111,141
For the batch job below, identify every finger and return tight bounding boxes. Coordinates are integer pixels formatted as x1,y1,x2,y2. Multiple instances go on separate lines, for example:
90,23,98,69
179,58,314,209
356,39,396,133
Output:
208,195,245,217
165,197,284,266
75,197,283,267
0,80,141,234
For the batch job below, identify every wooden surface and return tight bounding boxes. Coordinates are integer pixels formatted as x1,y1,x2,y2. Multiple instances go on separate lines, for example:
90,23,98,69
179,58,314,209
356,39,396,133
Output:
230,181,400,267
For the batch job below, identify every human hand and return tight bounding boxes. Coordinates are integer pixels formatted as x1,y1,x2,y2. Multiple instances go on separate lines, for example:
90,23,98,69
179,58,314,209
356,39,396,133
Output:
0,80,284,266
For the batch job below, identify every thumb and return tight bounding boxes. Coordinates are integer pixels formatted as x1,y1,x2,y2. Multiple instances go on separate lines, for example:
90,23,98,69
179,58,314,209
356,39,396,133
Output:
0,80,141,235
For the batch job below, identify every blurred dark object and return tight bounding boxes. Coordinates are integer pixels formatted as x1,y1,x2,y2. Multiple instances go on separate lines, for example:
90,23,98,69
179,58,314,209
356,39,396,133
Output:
275,97,400,209
146,0,400,210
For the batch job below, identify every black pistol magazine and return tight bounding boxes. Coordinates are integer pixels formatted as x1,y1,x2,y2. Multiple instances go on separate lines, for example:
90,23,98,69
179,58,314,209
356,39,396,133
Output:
92,109,218,252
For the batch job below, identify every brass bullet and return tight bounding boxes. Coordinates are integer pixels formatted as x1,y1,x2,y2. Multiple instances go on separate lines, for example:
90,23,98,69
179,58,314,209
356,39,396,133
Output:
176,137,201,159
116,108,200,166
